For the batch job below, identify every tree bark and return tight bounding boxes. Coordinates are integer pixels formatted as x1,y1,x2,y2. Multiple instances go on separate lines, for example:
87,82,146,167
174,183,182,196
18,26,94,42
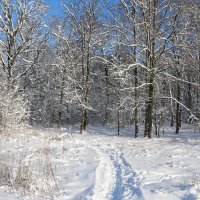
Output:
132,2,139,138
80,108,87,133
144,0,156,138
175,83,181,134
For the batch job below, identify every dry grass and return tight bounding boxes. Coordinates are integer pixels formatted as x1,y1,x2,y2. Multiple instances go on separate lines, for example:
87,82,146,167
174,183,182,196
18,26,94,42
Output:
0,145,61,199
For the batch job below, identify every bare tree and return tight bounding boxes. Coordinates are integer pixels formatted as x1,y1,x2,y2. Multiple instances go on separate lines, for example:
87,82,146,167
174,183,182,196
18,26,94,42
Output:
0,0,48,132
63,0,108,133
0,0,47,86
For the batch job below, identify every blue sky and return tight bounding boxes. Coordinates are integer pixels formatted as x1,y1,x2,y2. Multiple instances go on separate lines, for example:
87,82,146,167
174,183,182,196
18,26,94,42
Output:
44,0,119,17
44,0,63,16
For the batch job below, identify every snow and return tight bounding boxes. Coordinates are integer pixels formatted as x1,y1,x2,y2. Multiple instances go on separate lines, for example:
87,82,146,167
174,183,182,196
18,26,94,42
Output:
0,125,200,200
0,193,22,200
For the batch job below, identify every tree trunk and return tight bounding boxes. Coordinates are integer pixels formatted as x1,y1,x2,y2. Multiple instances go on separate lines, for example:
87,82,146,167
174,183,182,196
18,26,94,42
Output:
133,2,139,138
175,83,181,134
169,83,174,127
80,108,87,134
144,0,156,138
171,114,174,127
154,113,158,136
104,65,110,125
58,69,66,127
117,110,120,135
144,75,154,138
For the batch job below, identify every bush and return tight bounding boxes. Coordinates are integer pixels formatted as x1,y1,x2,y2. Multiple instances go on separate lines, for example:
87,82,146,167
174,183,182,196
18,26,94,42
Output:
0,86,28,136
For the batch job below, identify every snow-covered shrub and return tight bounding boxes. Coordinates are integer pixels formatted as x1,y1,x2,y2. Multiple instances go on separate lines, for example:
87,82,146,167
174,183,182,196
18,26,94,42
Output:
0,162,12,187
0,149,13,188
11,148,60,198
31,148,60,198
14,164,32,194
0,85,28,136
0,146,59,199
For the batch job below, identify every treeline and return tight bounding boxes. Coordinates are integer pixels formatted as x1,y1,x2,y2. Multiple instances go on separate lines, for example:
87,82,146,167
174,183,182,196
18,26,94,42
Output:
0,0,200,137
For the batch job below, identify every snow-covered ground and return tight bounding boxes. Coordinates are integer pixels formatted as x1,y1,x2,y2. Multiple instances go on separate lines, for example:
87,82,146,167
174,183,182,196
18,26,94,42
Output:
0,125,200,200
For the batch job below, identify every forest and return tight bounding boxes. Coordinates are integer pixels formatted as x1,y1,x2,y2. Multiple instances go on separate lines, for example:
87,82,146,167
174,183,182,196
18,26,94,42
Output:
1,1,200,200
0,0,200,138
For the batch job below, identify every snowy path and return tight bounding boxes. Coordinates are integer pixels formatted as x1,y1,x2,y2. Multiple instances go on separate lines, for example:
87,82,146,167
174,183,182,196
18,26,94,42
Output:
1,126,200,200
74,137,143,200
108,146,144,200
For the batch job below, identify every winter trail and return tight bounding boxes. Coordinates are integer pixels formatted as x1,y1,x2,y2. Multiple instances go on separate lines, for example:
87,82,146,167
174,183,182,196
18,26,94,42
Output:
74,136,144,200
